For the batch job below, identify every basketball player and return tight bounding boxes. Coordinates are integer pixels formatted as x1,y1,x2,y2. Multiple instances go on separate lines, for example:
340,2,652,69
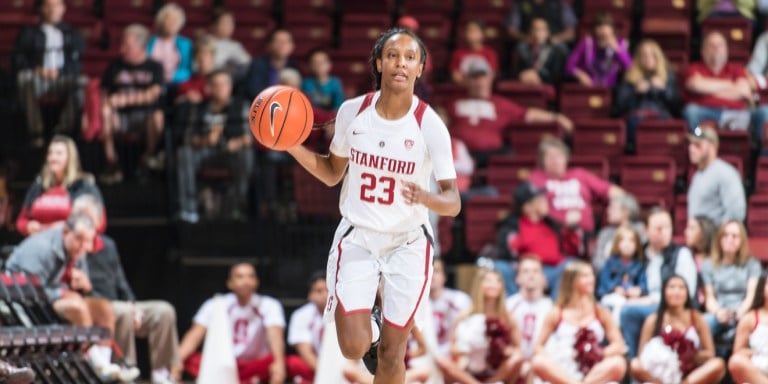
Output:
286,271,327,382
286,27,460,384
178,263,288,384
505,256,553,380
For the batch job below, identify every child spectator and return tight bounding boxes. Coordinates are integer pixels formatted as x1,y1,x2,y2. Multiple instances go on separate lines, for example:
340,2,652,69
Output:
614,39,681,152
632,275,726,384
147,3,192,84
592,194,644,270
302,49,345,111
208,8,250,77
598,225,648,323
450,20,499,85
286,272,327,383
566,13,631,87
514,17,568,86
728,272,768,383
175,38,215,104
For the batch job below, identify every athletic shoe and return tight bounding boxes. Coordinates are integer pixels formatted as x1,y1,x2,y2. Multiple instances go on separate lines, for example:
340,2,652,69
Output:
362,306,382,375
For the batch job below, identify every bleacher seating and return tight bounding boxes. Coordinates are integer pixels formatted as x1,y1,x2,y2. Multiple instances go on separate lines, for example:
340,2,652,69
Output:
558,85,612,119
464,195,510,256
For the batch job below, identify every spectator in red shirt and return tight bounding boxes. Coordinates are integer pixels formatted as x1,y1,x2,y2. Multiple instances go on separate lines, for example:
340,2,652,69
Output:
450,19,499,85
16,135,106,236
175,38,215,104
528,136,623,234
447,59,573,167
496,181,580,299
683,31,768,147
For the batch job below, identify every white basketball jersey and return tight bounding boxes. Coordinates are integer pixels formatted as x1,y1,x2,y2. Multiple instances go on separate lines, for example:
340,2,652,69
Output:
430,288,472,357
505,294,553,358
287,302,324,353
330,92,456,233
194,293,286,360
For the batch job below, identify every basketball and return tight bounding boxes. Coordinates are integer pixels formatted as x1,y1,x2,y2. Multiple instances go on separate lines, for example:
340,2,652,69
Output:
249,85,314,151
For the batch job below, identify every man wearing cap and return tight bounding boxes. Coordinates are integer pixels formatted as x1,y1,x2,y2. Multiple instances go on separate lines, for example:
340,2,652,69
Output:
687,125,746,225
683,31,768,149
447,58,573,167
495,181,580,299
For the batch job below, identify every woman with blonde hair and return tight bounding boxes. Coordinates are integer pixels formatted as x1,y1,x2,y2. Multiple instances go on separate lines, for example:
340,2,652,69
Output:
148,2,192,84
449,268,524,383
614,39,681,152
16,135,105,236
702,220,763,336
531,260,627,384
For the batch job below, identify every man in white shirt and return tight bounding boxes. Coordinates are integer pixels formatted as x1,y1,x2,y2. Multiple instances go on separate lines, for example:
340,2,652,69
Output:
286,271,327,383
177,263,288,384
505,257,553,360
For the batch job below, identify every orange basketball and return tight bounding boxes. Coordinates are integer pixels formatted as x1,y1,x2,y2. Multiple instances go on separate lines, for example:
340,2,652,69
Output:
249,85,314,151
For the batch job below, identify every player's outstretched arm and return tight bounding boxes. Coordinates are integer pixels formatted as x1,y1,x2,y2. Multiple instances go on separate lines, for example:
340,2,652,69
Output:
286,146,349,187
401,179,461,217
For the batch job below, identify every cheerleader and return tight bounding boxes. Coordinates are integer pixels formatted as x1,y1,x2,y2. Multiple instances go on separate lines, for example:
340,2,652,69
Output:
631,275,725,384
728,272,768,384
531,260,627,384
450,268,524,383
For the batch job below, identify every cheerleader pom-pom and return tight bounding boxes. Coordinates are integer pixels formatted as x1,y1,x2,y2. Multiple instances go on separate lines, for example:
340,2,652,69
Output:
486,317,512,368
639,337,682,384
543,334,582,381
750,329,768,373
574,327,604,375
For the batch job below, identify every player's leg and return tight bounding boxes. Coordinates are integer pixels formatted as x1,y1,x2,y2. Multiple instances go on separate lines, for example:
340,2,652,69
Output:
530,353,575,384
327,222,379,360
684,357,726,384
630,357,660,384
375,322,411,384
729,352,768,384
582,355,626,384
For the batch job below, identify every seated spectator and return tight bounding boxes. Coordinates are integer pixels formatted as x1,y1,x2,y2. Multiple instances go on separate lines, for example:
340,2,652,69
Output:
207,8,250,77
702,220,762,336
73,195,181,384
529,136,623,234
685,215,717,268
286,272,327,383
100,24,164,184
614,39,681,152
683,31,768,147
631,275,726,384
531,261,627,384
278,67,302,89
597,225,648,323
566,13,632,87
148,2,192,84
728,272,768,383
451,268,524,383
6,212,138,381
748,29,768,90
301,48,344,111
176,70,253,223
450,20,499,85
687,126,746,226
697,0,756,22
245,28,299,100
593,194,644,270
447,61,572,167
620,208,699,358
175,38,216,104
12,0,85,147
505,0,576,46
496,182,580,298
514,17,568,86
505,257,553,381
16,135,105,236
178,263,288,383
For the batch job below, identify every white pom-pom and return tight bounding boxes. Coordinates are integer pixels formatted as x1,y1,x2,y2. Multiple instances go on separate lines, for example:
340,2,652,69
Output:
639,337,682,384
454,314,488,373
750,327,768,373
535,333,582,383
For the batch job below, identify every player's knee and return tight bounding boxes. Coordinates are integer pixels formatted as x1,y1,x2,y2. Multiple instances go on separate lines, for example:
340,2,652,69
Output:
377,341,406,371
337,337,368,360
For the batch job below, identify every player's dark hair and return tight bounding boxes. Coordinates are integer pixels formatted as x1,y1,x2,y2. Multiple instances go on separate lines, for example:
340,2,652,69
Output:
369,27,427,91
307,270,325,291
229,262,258,279
750,272,768,311
653,274,693,336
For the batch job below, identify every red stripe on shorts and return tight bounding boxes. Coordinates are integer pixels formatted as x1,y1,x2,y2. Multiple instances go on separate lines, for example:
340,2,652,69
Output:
384,240,431,330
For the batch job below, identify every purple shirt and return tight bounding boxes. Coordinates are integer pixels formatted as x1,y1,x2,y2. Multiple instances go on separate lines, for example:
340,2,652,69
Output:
565,36,632,87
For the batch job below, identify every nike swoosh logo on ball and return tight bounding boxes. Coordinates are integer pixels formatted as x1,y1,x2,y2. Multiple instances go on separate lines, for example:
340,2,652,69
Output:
269,101,283,137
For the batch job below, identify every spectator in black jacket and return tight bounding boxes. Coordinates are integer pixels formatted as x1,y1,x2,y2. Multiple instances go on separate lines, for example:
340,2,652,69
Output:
243,28,299,100
13,0,85,147
514,18,568,86
613,39,681,152
73,195,181,384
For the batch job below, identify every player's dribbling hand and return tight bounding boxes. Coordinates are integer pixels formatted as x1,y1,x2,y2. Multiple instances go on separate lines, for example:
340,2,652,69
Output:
268,360,286,384
401,180,425,205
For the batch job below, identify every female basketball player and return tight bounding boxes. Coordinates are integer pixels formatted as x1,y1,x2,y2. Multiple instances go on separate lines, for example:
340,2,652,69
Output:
286,28,460,384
